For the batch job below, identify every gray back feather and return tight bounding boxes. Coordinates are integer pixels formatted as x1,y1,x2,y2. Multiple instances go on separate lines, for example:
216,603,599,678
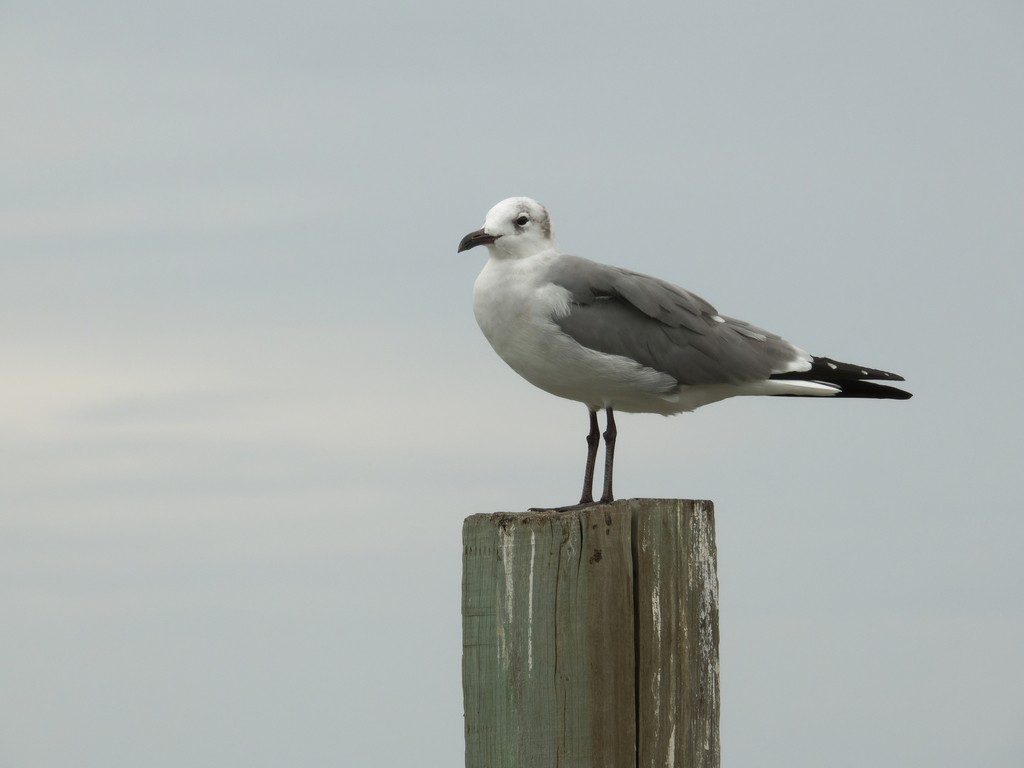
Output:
546,255,804,386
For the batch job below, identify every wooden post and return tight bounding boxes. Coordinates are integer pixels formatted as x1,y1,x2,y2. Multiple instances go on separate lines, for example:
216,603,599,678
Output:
462,498,720,768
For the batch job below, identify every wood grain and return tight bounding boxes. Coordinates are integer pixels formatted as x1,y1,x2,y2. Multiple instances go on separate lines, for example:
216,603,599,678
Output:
463,499,719,768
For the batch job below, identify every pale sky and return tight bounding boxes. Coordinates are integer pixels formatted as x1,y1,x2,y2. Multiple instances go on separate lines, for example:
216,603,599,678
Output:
3,1,1023,766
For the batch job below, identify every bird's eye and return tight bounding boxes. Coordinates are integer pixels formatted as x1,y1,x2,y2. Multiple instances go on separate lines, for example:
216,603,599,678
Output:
515,215,529,226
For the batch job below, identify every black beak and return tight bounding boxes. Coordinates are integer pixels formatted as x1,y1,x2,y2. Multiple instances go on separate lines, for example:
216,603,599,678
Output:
458,228,498,252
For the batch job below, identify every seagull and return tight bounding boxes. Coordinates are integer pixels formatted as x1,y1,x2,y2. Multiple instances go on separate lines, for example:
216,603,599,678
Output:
459,197,911,508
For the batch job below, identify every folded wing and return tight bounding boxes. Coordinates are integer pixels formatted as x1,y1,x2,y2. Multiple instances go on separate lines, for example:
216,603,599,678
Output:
547,255,812,386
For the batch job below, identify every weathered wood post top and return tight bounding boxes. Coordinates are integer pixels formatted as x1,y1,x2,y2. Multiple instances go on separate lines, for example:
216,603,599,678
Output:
462,498,720,768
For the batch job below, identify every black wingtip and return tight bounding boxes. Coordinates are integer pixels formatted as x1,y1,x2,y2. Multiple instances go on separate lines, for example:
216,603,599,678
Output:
771,356,912,399
810,356,906,382
831,380,913,399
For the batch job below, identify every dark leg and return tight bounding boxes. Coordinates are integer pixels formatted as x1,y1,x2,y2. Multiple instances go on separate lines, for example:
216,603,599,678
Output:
578,408,600,505
599,407,617,503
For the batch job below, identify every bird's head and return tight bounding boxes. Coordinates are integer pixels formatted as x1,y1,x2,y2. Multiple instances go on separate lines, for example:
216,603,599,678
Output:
458,197,557,259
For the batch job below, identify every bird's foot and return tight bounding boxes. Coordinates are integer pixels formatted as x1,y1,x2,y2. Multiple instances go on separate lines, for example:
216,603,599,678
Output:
528,499,611,513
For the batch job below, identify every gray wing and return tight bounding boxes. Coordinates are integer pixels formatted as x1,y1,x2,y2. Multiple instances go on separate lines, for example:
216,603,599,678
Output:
546,255,806,386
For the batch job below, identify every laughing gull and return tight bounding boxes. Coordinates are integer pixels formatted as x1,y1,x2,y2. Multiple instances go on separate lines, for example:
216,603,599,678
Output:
459,197,911,507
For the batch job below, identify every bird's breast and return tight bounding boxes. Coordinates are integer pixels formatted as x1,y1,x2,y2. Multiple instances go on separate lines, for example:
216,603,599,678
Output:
472,258,570,363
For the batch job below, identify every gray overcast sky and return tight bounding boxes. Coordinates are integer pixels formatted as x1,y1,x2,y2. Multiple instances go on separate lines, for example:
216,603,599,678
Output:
3,1,1022,766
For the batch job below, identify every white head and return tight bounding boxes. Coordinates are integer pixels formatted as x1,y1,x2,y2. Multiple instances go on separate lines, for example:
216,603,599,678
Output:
457,197,558,259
